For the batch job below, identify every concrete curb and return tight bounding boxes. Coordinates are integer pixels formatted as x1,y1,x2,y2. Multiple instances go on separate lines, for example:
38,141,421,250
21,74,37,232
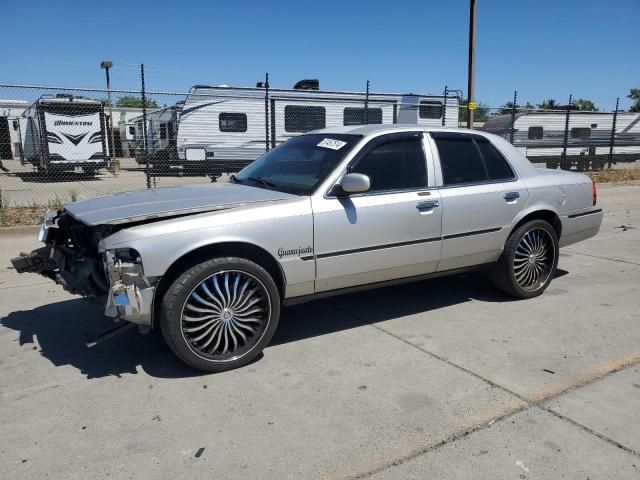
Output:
0,225,40,237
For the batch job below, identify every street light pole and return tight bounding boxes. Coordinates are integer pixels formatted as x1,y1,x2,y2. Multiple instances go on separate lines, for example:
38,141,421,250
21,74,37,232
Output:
100,60,117,170
466,0,477,129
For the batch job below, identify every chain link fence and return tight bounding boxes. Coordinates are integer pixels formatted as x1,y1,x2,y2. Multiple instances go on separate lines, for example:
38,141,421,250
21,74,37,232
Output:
1,79,639,212
0,78,459,208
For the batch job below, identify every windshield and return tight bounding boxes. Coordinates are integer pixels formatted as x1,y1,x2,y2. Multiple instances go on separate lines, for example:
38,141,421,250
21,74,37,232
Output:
232,134,361,195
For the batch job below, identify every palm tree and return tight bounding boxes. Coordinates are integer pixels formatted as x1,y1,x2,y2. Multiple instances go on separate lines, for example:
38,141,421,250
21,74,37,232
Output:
499,101,516,115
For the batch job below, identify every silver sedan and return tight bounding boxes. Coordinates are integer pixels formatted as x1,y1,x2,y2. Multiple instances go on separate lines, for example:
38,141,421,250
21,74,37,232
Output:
12,125,603,372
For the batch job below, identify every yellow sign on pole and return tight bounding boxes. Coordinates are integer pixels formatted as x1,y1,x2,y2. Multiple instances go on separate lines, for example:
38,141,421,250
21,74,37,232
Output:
468,102,477,111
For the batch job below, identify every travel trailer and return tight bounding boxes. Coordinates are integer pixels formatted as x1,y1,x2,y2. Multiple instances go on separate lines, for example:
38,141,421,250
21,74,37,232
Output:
132,103,182,168
482,110,640,171
169,80,459,177
21,95,108,176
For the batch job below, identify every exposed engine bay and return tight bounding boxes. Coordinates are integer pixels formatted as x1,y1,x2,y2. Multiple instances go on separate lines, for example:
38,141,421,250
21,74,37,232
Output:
10,210,156,326
11,211,112,296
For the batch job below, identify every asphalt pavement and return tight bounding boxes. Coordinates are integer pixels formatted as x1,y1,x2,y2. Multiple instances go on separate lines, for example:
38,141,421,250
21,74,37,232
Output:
0,183,638,479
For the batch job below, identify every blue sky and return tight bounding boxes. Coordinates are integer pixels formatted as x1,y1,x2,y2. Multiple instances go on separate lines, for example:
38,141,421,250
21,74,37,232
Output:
1,0,638,110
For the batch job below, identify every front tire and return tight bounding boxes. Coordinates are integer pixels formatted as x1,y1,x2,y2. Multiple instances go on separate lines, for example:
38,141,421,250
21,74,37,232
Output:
492,219,559,299
160,257,280,372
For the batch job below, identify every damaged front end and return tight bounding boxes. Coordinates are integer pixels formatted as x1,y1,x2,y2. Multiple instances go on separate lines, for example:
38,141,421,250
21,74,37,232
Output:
11,210,155,327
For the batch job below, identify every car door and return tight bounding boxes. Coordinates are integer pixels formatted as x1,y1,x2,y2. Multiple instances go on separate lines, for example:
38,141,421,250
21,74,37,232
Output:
312,132,442,292
428,131,529,271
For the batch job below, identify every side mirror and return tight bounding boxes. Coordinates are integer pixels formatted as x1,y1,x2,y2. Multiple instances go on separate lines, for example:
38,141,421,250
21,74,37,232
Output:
340,173,370,194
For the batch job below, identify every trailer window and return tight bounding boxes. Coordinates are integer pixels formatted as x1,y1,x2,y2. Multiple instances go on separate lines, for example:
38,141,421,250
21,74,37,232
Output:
128,126,135,136
219,113,248,132
419,101,443,119
571,127,591,139
343,107,383,126
528,126,543,139
160,124,168,140
284,106,326,132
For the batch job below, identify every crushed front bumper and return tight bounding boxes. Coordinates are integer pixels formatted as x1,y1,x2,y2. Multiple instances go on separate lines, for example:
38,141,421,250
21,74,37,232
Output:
11,211,156,327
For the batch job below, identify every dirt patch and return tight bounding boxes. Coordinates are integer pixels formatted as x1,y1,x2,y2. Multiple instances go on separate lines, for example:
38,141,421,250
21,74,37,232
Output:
0,206,49,227
588,169,640,183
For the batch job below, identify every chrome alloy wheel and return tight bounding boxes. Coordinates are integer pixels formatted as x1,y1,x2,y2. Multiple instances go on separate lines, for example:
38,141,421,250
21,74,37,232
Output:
513,228,556,292
180,270,271,362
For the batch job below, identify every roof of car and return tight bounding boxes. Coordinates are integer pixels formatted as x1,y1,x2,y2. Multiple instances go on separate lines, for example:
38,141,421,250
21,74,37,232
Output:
313,124,479,137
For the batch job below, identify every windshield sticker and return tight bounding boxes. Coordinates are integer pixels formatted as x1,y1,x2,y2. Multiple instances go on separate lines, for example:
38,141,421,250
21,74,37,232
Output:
317,138,347,150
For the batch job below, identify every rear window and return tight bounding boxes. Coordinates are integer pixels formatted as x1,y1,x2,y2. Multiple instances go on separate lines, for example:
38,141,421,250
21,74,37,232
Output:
528,126,543,139
343,107,383,126
571,127,591,139
219,112,247,132
419,101,443,119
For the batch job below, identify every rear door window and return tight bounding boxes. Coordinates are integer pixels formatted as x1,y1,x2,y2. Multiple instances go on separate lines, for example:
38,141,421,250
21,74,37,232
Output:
432,133,514,185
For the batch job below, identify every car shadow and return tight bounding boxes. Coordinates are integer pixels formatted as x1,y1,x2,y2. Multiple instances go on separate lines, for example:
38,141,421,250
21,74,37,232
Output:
11,171,106,183
0,269,567,379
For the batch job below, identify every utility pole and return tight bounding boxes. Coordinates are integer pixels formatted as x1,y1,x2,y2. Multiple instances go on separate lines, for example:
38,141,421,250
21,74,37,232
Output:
466,0,477,129
100,60,117,170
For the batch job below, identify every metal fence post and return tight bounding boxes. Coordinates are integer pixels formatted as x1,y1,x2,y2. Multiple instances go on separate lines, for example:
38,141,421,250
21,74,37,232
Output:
364,80,369,125
608,97,619,169
140,64,151,189
509,90,517,144
264,72,270,152
561,94,572,170
442,85,448,127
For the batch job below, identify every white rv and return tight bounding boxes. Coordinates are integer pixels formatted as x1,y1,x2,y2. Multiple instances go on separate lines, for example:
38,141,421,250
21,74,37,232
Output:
21,95,108,175
132,103,182,168
482,110,640,170
173,80,459,176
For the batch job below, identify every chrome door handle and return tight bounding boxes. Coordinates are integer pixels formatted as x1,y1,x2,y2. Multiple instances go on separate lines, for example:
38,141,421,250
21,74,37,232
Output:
503,192,520,201
416,200,440,210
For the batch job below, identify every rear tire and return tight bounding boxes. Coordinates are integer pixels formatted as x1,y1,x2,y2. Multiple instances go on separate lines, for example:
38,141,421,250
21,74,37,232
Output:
160,257,280,372
491,219,559,299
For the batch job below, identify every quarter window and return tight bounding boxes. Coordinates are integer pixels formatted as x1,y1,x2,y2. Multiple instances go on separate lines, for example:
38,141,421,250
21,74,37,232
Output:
284,105,326,132
571,127,591,139
350,136,426,192
343,107,383,126
528,126,543,139
419,101,443,119
432,133,514,186
219,112,248,132
475,136,515,181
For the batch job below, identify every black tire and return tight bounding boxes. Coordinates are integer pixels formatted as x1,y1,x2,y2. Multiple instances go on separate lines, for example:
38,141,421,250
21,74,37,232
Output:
545,161,559,170
159,257,280,372
577,159,588,172
491,219,559,299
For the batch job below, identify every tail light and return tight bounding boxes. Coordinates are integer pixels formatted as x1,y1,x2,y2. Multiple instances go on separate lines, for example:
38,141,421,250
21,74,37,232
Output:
592,181,597,206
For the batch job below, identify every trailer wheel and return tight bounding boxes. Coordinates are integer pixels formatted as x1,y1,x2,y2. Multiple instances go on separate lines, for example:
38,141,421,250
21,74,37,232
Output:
593,159,605,171
560,158,571,171
545,161,559,170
